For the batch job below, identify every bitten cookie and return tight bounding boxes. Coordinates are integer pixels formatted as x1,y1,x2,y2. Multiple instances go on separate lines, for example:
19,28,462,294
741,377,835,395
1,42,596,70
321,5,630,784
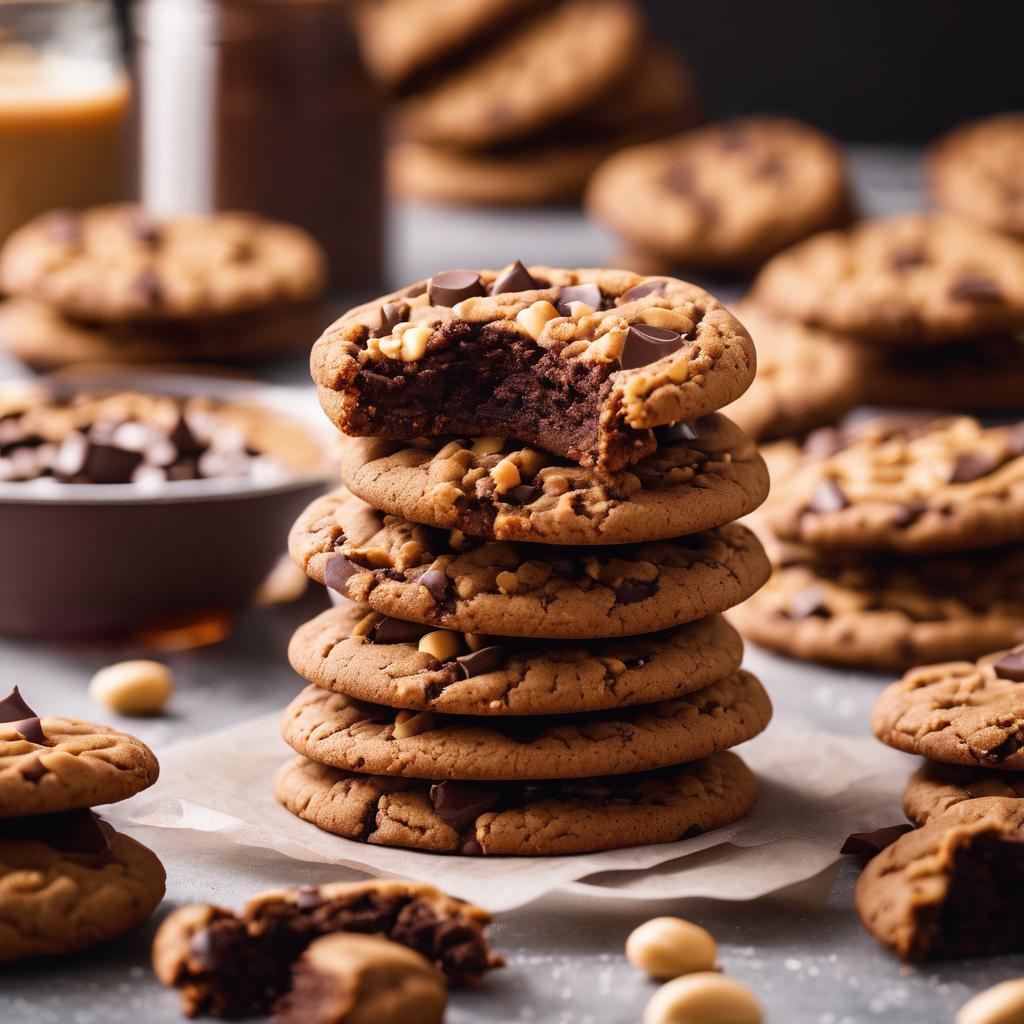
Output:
310,265,756,473
289,605,744,715
751,213,1024,343
587,118,853,271
0,688,160,817
275,751,758,856
872,645,1024,768
337,413,769,546
280,673,772,781
904,761,1024,827
0,811,165,961
289,489,771,639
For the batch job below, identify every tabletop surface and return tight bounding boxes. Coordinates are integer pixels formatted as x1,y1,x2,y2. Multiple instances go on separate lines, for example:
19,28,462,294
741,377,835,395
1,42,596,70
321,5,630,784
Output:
4,147,1020,1024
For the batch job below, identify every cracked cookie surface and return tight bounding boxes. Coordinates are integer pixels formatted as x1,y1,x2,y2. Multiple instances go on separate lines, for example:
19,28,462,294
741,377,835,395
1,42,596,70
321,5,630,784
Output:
872,644,1024,768
311,265,756,473
904,761,1024,827
337,412,768,546
274,750,757,856
289,489,770,639
280,672,771,781
289,605,743,715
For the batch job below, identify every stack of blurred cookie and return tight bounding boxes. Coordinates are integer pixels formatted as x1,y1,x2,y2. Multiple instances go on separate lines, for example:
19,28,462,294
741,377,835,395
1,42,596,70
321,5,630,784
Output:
732,415,1024,672
277,262,775,856
363,0,699,206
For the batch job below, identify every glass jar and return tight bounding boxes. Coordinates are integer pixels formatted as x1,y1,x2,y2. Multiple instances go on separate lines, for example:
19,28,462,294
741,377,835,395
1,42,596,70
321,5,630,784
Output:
134,0,385,294
0,0,129,245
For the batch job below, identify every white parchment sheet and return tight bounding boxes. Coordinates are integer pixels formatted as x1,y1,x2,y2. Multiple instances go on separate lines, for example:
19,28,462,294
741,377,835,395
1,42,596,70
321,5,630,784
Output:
109,711,913,912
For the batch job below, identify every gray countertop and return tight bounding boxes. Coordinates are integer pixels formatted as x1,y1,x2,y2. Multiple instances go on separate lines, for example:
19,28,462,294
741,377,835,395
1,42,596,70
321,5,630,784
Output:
4,148,1020,1023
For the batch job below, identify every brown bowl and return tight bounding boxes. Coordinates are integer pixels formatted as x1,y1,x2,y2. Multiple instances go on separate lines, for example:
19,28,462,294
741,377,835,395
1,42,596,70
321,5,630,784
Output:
0,371,334,638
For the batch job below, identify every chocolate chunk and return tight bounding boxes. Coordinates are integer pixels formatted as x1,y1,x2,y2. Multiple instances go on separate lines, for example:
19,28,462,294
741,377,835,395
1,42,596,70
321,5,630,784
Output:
556,282,602,315
51,810,112,855
373,301,410,338
786,585,830,620
949,275,1004,302
9,716,45,744
662,162,695,194
680,824,702,840
994,650,1024,682
429,781,501,832
986,730,1024,763
428,270,485,308
490,260,538,295
614,578,658,604
371,617,431,645
807,478,848,514
417,568,451,603
618,324,683,371
48,211,82,244
802,427,844,461
0,686,45,743
655,420,698,445
619,279,668,304
83,443,145,484
546,555,581,579
950,451,1000,484
324,554,363,596
501,484,542,506
18,756,49,782
891,502,928,528
461,837,484,855
128,212,162,246
455,646,507,679
169,415,204,456
295,886,325,911
841,824,913,857
134,270,164,306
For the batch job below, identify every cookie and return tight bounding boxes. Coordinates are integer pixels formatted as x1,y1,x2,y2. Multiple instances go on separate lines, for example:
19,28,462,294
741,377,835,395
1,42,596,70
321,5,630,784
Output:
336,413,769,546
904,761,1024,827
0,810,165,961
289,605,743,715
0,687,160,817
751,213,1024,344
275,933,447,1024
872,644,1024,769
394,0,642,149
0,297,322,370
729,543,1024,672
928,114,1024,238
586,118,854,271
855,798,1024,961
763,416,1024,555
153,879,501,1017
289,489,771,639
857,332,1024,413
0,204,326,323
724,303,861,441
311,266,756,473
280,672,771,781
274,750,757,855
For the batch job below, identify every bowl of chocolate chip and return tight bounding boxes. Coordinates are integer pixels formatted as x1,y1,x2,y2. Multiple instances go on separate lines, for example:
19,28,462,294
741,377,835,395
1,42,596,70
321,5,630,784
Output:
0,372,333,637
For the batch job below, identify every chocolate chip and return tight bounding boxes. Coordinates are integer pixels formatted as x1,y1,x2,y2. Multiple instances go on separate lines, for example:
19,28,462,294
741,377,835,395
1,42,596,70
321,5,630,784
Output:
618,324,683,371
428,270,485,307
429,781,501,833
501,484,542,506
0,687,45,743
841,824,913,857
655,421,698,445
371,617,431,644
169,415,204,456
950,451,1001,484
455,646,507,679
556,282,602,315
324,554,363,596
807,478,848,514
545,555,581,579
417,568,451,603
680,824,702,840
48,211,82,244
83,443,145,484
51,810,112,855
9,716,45,744
128,212,162,246
18,756,49,782
786,585,830,620
891,502,928,528
994,650,1024,682
614,578,658,604
373,301,410,338
489,260,538,295
295,885,325,911
619,279,668,304
134,270,164,306
949,275,1004,302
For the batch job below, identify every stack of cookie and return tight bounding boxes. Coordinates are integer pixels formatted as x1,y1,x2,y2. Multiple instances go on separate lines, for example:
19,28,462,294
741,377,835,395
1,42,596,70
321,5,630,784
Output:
732,415,1024,672
277,263,774,856
0,686,164,961
0,203,326,369
363,0,699,206
750,212,1024,414
853,644,1024,961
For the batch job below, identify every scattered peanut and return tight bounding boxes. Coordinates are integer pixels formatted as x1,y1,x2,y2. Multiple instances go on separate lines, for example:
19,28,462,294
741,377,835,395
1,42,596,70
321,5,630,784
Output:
253,555,308,606
89,660,174,716
436,441,465,459
626,917,717,980
399,324,432,361
471,436,504,457
957,978,1024,1024
642,973,762,1024
418,630,462,662
515,300,560,341
495,570,520,595
392,710,436,739
490,457,521,492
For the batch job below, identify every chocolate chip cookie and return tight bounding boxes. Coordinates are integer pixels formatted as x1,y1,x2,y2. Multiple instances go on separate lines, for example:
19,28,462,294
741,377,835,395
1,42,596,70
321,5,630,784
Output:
928,114,1024,238
289,605,743,715
764,416,1024,555
0,688,160,817
751,213,1024,343
586,118,854,271
337,413,769,546
0,811,165,961
289,489,771,638
311,266,756,473
724,303,861,441
904,761,1024,827
872,645,1024,768
280,672,771,780
275,750,757,856
153,879,502,1017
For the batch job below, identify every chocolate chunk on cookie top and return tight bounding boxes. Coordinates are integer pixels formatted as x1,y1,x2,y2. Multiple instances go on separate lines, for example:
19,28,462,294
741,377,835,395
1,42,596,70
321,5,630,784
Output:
310,266,756,473
872,644,1024,769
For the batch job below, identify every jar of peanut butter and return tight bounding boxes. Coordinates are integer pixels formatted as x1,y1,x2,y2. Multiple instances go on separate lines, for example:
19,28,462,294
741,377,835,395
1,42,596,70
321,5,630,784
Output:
134,0,385,294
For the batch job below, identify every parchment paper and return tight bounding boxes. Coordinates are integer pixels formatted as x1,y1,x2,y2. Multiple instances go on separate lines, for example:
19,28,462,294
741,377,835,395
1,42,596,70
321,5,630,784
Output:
108,711,913,912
